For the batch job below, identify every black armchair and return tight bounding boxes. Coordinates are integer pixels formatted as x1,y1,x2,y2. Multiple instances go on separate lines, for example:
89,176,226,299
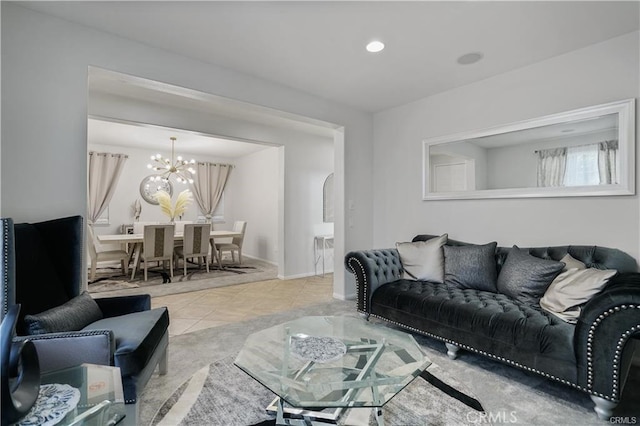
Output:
0,215,169,404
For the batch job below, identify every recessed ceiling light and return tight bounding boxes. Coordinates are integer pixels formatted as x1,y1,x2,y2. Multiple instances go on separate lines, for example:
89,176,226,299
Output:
366,41,385,53
457,52,484,65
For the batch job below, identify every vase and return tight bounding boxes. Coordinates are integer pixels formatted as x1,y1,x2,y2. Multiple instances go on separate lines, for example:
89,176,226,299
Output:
1,305,40,426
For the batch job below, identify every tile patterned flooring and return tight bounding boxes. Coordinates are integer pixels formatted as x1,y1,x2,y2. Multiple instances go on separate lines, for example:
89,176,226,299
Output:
151,274,335,336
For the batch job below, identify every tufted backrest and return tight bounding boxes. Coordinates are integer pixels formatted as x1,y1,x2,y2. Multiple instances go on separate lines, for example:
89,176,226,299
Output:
412,234,638,273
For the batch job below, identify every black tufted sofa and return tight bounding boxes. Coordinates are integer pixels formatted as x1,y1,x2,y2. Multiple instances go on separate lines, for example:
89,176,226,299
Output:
345,235,640,419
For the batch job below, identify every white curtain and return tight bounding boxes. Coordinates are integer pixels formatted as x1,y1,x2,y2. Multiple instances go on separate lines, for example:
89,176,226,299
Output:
88,152,128,224
537,148,567,187
190,162,233,222
598,140,619,184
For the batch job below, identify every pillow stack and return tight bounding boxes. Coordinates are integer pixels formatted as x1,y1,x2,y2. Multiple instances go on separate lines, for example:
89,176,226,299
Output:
395,236,616,323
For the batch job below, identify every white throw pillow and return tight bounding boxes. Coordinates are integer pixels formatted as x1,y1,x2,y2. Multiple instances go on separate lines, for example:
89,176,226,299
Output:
559,253,586,272
396,234,448,283
540,267,617,323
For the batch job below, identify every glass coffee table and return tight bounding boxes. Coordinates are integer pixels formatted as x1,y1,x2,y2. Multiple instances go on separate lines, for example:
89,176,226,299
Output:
234,316,431,425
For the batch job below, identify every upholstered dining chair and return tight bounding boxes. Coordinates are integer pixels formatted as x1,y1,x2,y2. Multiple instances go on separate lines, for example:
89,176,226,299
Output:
215,221,247,265
87,224,129,281
174,223,211,277
1,216,170,405
140,224,175,281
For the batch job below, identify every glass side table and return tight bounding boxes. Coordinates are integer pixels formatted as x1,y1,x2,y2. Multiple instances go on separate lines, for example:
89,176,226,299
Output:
34,364,127,426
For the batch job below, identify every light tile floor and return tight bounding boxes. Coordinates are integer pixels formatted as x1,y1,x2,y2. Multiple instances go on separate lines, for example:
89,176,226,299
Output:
151,274,335,336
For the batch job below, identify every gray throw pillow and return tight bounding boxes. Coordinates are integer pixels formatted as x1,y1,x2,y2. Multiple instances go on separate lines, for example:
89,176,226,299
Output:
444,242,498,292
24,291,103,335
496,246,565,305
396,234,447,283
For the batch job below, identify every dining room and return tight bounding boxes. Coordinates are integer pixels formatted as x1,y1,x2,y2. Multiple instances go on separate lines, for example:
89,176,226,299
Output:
87,109,335,300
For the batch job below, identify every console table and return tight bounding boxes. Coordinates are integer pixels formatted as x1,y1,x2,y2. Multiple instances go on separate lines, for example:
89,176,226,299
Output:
313,234,333,276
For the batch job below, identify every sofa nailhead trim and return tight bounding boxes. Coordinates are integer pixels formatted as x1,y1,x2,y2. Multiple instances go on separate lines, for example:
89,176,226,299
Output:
585,303,639,401
359,310,589,393
348,257,367,312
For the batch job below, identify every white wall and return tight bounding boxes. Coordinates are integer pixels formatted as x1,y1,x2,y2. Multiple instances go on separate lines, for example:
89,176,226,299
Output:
373,31,640,260
1,4,374,298
225,147,280,264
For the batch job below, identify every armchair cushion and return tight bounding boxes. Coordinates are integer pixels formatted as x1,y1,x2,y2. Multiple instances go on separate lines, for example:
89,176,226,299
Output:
14,224,70,325
82,307,169,377
24,291,103,335
94,294,151,318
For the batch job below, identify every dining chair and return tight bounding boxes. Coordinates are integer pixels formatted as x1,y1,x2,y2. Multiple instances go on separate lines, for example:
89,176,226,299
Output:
140,224,175,281
87,224,129,281
174,223,211,277
215,221,247,265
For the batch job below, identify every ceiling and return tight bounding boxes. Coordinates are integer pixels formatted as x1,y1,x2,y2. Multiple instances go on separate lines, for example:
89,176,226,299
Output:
19,1,640,113
88,118,272,158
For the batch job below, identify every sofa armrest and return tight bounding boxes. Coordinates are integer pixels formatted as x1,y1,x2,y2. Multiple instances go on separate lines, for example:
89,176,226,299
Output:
345,249,403,314
575,272,640,401
15,330,115,373
95,294,151,318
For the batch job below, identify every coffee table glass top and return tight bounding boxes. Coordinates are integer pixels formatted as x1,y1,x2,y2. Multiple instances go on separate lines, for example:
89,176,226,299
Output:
234,315,431,409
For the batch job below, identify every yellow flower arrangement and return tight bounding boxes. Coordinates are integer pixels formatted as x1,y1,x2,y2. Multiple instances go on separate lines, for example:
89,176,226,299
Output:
154,189,193,222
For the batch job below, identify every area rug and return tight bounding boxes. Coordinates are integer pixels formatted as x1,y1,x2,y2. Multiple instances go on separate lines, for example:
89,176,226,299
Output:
87,257,277,298
139,300,640,425
151,354,484,426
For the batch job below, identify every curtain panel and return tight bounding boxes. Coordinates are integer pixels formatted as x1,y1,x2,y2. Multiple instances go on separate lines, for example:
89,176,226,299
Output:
598,140,619,185
536,148,567,187
87,152,128,224
190,162,233,222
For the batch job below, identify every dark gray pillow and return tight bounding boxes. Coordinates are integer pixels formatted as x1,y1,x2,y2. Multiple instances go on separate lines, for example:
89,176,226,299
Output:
24,291,103,335
444,242,498,292
497,246,565,305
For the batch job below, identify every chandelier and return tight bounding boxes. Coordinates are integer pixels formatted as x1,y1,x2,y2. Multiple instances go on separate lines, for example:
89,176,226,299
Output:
147,137,196,184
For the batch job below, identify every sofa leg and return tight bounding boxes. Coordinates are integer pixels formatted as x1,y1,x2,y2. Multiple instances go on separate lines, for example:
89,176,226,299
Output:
158,347,168,375
445,343,460,360
590,395,617,420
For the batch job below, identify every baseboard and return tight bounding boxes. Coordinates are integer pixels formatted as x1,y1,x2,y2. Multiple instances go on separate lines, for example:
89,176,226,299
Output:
240,253,277,266
277,271,318,280
333,292,356,301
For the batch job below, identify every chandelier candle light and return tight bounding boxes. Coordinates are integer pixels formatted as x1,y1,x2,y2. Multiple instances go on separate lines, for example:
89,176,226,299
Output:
147,137,196,184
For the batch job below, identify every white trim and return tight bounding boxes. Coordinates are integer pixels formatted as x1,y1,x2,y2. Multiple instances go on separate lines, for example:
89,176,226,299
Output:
277,271,318,280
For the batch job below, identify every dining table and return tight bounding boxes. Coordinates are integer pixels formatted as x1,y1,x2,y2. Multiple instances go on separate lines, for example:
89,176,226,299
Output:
98,230,243,280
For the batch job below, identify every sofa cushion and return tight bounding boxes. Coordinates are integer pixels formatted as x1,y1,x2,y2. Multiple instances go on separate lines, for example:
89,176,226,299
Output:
444,242,498,292
371,280,576,364
497,246,565,304
396,234,447,283
24,291,103,335
82,307,169,377
540,268,617,323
